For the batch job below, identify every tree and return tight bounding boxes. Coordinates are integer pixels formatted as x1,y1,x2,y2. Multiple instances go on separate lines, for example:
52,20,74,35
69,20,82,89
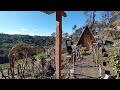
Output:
62,32,69,39
70,25,85,43
0,33,56,64
111,11,120,27
100,11,113,27
83,11,96,30
51,32,56,37
72,25,77,32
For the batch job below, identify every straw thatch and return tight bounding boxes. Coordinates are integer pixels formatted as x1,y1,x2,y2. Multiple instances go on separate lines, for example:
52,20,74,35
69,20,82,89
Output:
112,19,120,26
105,28,120,39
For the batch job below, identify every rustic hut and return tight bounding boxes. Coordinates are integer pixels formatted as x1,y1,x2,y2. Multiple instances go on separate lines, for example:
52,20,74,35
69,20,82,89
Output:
77,26,96,50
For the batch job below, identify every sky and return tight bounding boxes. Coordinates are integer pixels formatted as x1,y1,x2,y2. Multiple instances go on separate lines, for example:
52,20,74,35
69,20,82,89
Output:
0,11,102,36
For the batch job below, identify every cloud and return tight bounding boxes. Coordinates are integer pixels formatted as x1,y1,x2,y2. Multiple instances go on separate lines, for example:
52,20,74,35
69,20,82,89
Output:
21,28,29,31
5,31,22,35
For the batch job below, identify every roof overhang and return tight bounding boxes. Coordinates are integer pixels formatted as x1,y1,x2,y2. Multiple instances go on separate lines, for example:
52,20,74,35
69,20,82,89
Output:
41,11,67,17
41,11,56,15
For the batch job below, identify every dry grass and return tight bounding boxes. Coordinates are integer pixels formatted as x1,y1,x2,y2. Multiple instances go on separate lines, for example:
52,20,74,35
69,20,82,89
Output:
105,47,118,52
0,58,41,78
112,19,120,26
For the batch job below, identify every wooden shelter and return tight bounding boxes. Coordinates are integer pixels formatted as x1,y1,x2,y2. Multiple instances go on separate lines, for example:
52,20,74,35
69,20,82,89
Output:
77,26,96,50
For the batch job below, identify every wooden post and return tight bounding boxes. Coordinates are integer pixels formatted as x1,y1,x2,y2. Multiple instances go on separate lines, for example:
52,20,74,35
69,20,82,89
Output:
118,47,120,55
98,64,102,78
96,45,100,67
72,52,75,78
55,11,62,79
40,11,66,79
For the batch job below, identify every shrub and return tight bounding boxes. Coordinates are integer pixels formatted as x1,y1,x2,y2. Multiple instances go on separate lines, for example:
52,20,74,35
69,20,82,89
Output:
35,53,47,60
108,51,120,74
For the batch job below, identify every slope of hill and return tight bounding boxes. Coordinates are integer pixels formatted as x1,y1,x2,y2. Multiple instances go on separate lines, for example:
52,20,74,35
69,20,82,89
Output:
0,33,55,64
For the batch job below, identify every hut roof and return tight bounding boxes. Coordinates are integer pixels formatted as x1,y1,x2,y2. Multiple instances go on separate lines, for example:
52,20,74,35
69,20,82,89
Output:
76,26,95,46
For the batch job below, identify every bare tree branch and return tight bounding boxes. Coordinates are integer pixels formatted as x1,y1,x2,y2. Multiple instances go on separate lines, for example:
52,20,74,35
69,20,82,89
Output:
83,11,96,30
89,11,96,30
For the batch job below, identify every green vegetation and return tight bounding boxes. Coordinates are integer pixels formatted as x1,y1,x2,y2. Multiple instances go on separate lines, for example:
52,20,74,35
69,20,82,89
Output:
114,40,120,47
108,51,120,74
34,53,47,60
0,33,55,64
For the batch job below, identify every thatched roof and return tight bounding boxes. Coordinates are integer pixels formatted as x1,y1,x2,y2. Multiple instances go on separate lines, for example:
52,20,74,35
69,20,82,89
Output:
112,19,120,26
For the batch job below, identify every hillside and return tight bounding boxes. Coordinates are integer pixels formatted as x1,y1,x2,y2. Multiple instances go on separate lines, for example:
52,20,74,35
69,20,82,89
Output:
0,33,55,64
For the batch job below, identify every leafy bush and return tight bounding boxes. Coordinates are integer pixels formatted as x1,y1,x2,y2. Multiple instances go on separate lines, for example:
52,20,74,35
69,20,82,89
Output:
114,40,120,47
35,53,47,60
108,51,120,74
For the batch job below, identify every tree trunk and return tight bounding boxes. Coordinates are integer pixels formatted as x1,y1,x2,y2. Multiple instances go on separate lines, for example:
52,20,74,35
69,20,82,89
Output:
89,11,96,30
25,54,28,67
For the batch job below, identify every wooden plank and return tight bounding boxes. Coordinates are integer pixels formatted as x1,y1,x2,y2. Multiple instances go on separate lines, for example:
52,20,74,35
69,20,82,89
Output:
55,11,62,79
41,11,67,17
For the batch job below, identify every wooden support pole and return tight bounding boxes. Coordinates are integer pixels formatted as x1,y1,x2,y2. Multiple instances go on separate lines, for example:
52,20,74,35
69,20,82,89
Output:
55,11,62,79
118,47,120,55
73,52,76,69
